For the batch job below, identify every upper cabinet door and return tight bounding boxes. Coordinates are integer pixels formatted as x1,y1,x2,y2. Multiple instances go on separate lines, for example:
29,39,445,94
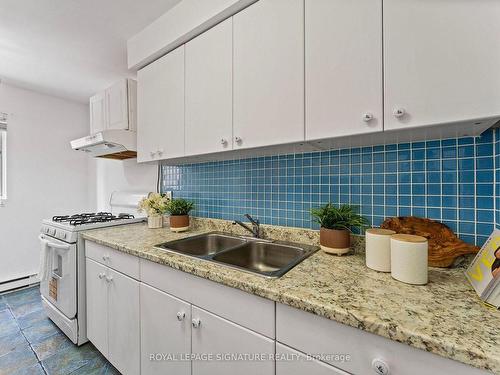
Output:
105,79,129,131
89,92,106,134
233,0,304,149
185,19,233,156
137,46,185,162
384,0,500,130
305,0,382,141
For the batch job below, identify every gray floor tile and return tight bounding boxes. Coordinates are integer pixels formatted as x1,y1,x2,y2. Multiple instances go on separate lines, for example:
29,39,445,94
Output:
42,343,102,375
10,362,45,375
0,344,38,375
3,287,41,309
10,299,44,319
67,354,120,375
0,310,20,339
22,318,59,343
0,331,29,357
0,297,7,312
17,307,49,330
32,331,75,361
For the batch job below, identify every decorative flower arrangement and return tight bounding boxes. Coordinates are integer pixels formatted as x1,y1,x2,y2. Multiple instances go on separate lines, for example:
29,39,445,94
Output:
138,193,170,228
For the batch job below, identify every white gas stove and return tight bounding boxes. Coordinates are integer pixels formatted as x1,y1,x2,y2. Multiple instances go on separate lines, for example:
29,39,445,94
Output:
39,192,147,345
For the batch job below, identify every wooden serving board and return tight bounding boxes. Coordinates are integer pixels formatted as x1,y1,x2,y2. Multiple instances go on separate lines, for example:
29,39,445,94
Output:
380,216,480,268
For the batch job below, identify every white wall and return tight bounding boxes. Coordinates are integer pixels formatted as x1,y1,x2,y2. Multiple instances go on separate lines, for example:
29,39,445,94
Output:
88,158,157,213
0,83,89,283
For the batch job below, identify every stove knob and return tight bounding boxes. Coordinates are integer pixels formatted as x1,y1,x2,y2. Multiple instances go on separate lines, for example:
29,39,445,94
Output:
61,232,67,239
45,227,50,234
50,229,56,236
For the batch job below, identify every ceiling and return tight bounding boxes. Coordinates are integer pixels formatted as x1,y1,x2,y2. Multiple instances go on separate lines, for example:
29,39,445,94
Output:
0,0,181,103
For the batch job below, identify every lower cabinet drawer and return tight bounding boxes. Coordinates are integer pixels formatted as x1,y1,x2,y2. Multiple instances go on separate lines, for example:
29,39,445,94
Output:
276,303,487,375
86,241,140,279
276,343,348,375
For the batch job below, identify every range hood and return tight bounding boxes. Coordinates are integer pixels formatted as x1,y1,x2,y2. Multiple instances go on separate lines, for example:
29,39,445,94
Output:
70,130,137,160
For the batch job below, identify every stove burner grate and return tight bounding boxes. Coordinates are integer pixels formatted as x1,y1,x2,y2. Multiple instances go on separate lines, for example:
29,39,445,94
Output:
52,212,135,226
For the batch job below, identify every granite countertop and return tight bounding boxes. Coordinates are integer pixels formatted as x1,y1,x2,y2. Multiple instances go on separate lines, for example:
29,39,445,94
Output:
82,219,500,373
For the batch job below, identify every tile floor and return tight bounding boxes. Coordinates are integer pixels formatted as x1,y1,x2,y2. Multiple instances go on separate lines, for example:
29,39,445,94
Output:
0,285,119,375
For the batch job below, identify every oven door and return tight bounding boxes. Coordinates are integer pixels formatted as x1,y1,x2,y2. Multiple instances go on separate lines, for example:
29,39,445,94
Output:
39,234,77,319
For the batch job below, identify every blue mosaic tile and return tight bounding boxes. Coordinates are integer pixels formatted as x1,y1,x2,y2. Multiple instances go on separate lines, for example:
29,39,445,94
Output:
162,129,499,245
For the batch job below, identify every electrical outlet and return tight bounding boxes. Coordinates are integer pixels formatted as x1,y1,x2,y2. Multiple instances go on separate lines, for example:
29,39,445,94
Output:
164,191,173,200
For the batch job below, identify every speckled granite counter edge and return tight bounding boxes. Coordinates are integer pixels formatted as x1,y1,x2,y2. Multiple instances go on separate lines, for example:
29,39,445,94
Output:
82,218,498,373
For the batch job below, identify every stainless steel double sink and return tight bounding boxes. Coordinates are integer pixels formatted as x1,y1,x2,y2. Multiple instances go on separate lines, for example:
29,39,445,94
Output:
155,232,318,278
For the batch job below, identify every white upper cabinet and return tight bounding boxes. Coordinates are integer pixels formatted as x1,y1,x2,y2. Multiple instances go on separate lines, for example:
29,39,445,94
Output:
90,79,136,134
137,46,185,162
89,92,106,134
305,0,383,141
384,0,500,130
233,0,304,149
185,18,233,156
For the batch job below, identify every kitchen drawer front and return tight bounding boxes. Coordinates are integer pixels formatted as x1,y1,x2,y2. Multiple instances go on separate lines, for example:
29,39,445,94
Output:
85,241,140,280
276,303,487,375
276,343,348,375
140,259,197,302
140,259,275,338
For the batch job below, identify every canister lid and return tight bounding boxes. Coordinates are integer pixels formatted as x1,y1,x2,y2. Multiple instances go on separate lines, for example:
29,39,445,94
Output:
366,228,396,236
391,234,427,243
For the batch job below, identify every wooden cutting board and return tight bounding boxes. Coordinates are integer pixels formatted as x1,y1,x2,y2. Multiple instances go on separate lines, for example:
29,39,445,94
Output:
380,216,480,267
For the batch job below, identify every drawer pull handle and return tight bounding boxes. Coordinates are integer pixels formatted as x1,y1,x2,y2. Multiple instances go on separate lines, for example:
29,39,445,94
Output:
372,359,389,375
105,276,113,283
176,312,185,321
192,318,201,328
98,273,105,279
102,255,110,261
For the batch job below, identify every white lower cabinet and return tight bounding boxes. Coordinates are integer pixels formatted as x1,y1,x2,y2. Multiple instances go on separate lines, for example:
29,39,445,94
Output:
140,283,191,375
276,343,347,375
107,269,140,375
85,258,140,375
191,306,275,375
85,259,108,355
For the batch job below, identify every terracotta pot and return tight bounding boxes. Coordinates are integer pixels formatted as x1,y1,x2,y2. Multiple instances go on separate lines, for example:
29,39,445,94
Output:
320,227,351,255
148,215,163,229
169,215,190,232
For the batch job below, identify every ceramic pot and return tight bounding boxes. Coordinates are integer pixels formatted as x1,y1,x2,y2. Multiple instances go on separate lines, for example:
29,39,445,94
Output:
148,215,163,229
320,227,351,255
170,215,190,232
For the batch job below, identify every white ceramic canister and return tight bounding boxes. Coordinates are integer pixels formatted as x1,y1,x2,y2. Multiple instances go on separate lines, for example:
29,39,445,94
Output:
365,228,396,272
390,234,428,285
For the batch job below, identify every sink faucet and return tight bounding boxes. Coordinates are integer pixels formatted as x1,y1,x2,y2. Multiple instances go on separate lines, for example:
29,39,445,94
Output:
233,214,261,238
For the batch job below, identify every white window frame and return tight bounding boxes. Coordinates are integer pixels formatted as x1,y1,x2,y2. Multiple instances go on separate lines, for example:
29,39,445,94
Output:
0,112,7,203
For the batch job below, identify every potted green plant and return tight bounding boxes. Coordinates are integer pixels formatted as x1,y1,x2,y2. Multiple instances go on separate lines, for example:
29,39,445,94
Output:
311,203,369,255
166,198,195,232
138,193,169,229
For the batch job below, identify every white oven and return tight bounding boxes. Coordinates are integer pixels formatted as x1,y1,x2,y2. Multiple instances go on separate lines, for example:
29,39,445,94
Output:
39,234,77,319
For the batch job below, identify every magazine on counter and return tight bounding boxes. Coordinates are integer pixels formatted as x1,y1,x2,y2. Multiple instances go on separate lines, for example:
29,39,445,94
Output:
465,229,500,309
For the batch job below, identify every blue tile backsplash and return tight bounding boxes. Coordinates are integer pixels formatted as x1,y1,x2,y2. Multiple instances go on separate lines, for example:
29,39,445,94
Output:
161,128,499,246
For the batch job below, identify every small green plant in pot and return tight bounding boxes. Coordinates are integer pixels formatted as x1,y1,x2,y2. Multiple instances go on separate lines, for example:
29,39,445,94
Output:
166,198,195,232
311,203,369,255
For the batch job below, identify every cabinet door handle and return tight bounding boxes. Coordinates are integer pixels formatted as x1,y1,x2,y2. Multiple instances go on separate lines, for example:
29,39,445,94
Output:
220,138,228,146
98,272,105,279
105,276,113,283
372,358,390,375
234,136,242,145
176,312,186,321
150,151,157,158
102,255,110,261
157,148,164,156
393,108,406,118
362,113,374,122
192,318,201,328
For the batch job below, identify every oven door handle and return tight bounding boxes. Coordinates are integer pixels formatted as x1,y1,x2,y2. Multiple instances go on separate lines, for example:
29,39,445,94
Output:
39,234,71,251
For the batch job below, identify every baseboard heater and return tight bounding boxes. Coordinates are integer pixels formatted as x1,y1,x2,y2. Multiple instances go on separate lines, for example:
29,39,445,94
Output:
0,274,39,293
